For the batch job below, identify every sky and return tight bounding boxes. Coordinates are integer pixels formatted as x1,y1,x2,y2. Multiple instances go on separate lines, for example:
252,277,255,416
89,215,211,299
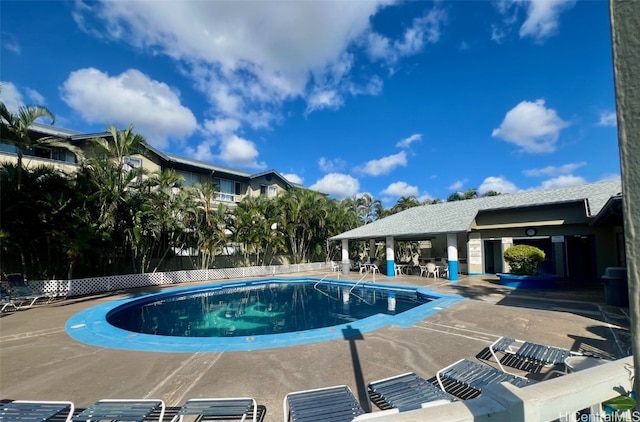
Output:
1,0,621,205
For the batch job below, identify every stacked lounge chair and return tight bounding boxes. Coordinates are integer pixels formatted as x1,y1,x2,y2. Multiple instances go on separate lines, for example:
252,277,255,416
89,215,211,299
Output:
487,336,582,376
436,358,532,400
71,399,166,421
367,372,454,411
284,385,365,422
170,398,258,422
0,400,75,422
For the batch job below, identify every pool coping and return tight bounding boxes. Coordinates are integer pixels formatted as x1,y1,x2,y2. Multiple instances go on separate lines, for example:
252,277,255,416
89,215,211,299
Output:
65,277,464,353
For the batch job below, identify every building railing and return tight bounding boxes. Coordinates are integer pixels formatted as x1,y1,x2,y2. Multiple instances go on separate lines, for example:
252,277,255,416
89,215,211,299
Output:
214,191,242,202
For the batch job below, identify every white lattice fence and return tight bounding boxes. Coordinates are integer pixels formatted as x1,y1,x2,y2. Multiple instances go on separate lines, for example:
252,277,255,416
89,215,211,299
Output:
31,262,333,298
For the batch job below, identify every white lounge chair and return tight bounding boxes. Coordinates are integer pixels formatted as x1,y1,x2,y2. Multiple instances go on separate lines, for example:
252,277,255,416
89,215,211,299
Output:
1,400,75,422
368,372,455,411
436,358,532,400
488,336,583,376
171,397,258,422
72,399,165,421
284,385,365,422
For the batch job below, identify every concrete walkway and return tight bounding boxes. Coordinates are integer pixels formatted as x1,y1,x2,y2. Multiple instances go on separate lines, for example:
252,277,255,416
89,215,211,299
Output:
0,272,631,421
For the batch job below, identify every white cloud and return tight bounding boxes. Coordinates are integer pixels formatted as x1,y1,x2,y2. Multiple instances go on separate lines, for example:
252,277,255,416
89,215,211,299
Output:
61,68,198,148
310,173,360,199
492,99,570,153
491,25,506,44
217,135,266,169
202,117,241,137
365,7,446,64
381,181,419,197
0,83,47,111
448,179,467,191
75,0,392,127
539,174,586,189
478,176,518,195
522,162,586,177
2,34,21,55
305,89,344,114
359,151,407,176
396,133,422,149
318,157,347,173
25,88,45,105
282,173,303,185
493,0,575,43
0,81,24,112
519,0,576,42
417,193,434,202
598,111,617,127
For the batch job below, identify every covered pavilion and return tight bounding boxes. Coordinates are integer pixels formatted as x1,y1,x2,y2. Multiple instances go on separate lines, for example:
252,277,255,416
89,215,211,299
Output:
331,180,623,282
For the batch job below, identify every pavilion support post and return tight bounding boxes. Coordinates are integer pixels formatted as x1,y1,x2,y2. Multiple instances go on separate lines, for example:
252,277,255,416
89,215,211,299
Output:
341,239,350,275
386,236,395,277
369,239,376,263
447,233,459,281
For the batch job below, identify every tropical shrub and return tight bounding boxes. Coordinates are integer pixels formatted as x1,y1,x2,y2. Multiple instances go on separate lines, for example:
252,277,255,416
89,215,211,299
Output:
504,244,545,275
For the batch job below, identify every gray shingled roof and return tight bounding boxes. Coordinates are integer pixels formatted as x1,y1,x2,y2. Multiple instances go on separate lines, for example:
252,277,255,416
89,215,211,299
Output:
331,180,621,241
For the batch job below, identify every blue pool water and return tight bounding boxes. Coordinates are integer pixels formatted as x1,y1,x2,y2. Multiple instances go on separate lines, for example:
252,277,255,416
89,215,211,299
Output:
107,281,427,337
66,278,464,353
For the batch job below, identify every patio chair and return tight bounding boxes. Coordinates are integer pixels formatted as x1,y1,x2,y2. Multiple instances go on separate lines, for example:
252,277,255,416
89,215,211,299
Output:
283,385,365,422
0,400,75,422
4,273,51,308
330,261,341,272
367,372,455,411
420,263,439,278
436,359,532,400
170,397,259,422
72,399,165,421
359,263,379,275
487,336,582,377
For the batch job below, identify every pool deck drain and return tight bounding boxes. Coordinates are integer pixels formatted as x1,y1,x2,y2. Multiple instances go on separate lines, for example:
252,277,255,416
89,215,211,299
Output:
0,272,631,422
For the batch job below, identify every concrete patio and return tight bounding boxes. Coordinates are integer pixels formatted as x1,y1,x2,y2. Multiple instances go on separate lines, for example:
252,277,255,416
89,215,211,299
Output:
0,271,632,421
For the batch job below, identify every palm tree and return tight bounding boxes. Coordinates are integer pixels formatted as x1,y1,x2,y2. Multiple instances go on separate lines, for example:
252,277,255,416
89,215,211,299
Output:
190,182,230,269
87,124,147,194
390,195,421,214
0,102,83,190
447,188,478,202
277,188,330,263
482,190,500,197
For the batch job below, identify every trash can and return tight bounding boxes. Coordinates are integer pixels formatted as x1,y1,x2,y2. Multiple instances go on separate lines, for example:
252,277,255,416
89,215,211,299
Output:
602,267,628,307
342,261,351,275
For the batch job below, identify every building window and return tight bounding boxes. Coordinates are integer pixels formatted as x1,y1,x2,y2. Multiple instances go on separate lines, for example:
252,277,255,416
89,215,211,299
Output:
176,170,200,186
215,178,238,202
123,157,142,171
260,185,278,198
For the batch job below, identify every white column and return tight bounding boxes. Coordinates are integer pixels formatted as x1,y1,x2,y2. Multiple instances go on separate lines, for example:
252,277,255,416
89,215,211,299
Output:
386,236,395,277
341,239,350,275
447,233,459,281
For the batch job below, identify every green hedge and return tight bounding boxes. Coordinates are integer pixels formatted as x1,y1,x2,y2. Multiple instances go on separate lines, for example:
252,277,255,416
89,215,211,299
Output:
504,244,545,275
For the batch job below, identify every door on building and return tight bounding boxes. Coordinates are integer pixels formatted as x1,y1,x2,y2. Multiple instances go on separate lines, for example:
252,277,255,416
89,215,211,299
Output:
483,240,503,274
566,235,597,284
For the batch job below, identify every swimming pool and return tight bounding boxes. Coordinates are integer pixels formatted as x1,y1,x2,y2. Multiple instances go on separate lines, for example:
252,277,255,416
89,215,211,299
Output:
66,278,464,353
